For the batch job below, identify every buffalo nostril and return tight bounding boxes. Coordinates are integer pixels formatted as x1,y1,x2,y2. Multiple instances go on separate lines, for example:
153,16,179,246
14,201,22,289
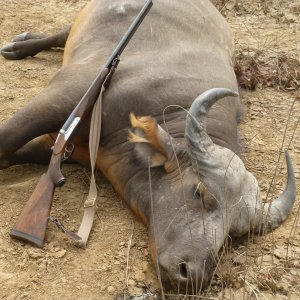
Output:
179,262,188,279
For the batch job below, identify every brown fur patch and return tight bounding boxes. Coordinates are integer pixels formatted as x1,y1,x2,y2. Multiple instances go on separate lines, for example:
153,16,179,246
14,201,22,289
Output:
128,130,149,144
130,198,148,226
148,237,158,267
63,1,92,65
129,113,165,155
150,152,168,167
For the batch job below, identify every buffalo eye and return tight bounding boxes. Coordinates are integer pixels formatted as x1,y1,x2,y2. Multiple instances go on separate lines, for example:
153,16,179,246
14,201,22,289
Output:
193,183,217,211
193,184,203,199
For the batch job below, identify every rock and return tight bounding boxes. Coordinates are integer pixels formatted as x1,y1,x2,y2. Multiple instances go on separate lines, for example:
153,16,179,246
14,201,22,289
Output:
273,247,287,259
290,269,299,276
107,286,116,293
128,279,135,286
28,249,44,259
54,249,67,258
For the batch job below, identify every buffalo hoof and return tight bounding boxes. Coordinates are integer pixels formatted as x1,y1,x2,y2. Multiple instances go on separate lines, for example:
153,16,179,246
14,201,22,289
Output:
1,42,22,60
1,41,36,60
12,32,30,42
12,32,46,42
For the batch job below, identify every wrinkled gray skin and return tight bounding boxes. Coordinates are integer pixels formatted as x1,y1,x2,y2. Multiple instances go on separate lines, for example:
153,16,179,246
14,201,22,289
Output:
0,0,296,293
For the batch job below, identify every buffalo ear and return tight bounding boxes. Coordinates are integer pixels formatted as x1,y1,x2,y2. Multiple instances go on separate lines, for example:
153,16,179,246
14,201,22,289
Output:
128,114,173,168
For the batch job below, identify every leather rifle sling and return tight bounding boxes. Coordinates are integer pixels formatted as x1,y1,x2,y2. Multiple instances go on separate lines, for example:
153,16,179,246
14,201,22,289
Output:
76,85,105,247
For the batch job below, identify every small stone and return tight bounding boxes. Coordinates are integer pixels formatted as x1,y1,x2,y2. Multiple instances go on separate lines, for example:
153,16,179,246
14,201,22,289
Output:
107,286,115,293
273,247,286,259
28,249,44,259
290,269,299,276
128,279,135,286
54,249,67,258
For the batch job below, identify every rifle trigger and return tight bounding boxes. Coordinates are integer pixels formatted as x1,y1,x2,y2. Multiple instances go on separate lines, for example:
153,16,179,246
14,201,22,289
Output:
61,143,75,162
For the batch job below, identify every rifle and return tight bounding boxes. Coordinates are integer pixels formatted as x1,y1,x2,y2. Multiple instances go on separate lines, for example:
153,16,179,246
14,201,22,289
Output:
10,0,153,247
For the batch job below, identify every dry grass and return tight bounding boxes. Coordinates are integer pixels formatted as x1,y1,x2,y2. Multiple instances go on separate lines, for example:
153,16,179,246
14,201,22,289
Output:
234,49,300,91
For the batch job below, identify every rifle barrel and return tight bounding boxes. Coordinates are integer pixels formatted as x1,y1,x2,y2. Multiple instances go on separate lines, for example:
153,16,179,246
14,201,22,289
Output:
61,0,153,134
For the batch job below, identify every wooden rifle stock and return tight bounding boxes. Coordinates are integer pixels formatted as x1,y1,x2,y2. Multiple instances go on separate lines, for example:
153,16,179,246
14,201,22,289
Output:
10,0,153,247
10,174,55,247
11,151,64,247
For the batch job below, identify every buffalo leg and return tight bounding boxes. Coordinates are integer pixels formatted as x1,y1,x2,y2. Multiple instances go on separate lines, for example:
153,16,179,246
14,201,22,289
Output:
0,64,97,165
1,26,71,60
0,134,91,169
0,135,55,169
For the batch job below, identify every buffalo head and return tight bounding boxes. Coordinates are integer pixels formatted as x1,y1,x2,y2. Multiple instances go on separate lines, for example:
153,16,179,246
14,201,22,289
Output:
129,88,296,292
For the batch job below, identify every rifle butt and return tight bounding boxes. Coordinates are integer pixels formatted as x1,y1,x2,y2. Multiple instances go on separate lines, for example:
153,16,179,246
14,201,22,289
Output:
10,173,55,247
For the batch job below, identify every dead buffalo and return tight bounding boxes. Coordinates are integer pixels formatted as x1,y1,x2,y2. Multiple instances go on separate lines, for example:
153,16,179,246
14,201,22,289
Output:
0,0,296,293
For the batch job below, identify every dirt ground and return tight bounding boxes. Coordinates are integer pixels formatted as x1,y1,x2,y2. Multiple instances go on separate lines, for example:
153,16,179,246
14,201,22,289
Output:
0,0,299,299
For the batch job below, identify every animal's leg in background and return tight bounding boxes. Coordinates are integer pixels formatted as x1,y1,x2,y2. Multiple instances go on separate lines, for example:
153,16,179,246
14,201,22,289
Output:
0,134,56,169
0,25,71,60
0,64,95,163
13,32,48,41
0,132,90,169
